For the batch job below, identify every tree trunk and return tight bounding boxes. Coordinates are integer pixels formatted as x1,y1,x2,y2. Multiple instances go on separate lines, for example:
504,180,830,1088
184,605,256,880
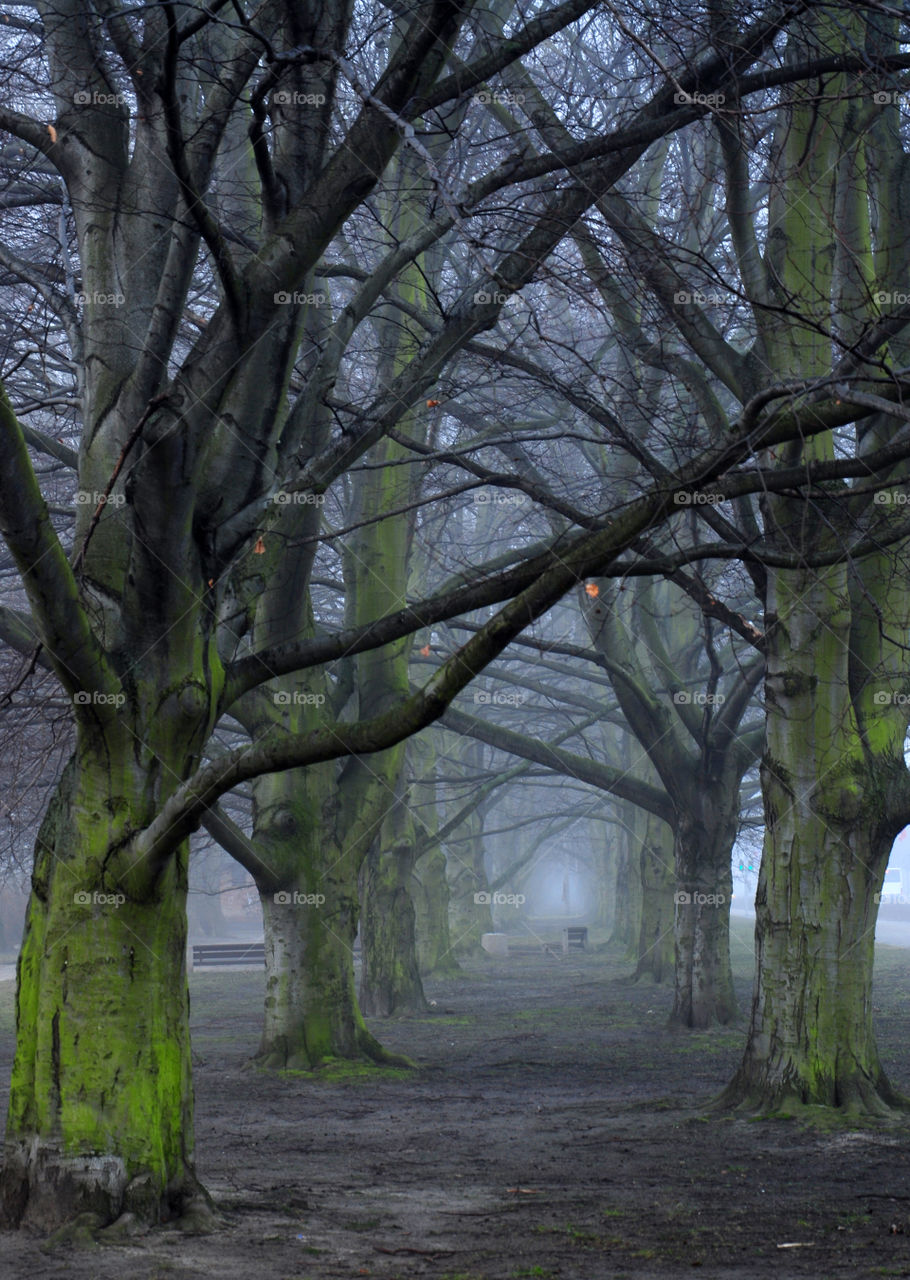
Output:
446,835,493,956
259,888,366,1067
716,8,909,1113
670,805,737,1028
359,838,427,1016
255,851,406,1069
609,800,644,956
721,819,901,1111
720,563,907,1109
631,814,674,984
413,845,460,976
593,820,615,935
0,760,205,1231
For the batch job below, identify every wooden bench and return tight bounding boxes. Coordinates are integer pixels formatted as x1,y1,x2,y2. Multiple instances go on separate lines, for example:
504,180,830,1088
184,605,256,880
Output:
562,926,588,952
191,942,265,969
190,940,363,969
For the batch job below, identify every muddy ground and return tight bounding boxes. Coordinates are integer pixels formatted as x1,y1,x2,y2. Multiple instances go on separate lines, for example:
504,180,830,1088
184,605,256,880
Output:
0,921,910,1279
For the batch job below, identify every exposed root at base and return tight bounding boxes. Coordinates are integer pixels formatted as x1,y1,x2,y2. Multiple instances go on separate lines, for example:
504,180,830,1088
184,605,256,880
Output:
711,1075,910,1124
249,1027,417,1072
357,1026,416,1068
41,1212,104,1251
38,1191,223,1249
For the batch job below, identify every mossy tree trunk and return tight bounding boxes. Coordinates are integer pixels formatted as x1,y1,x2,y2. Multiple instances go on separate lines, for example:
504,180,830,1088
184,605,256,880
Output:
670,796,737,1026
632,812,675,984
721,9,910,1109
211,389,423,1065
720,568,908,1109
1,696,217,1230
258,854,383,1068
359,821,427,1016
413,844,460,976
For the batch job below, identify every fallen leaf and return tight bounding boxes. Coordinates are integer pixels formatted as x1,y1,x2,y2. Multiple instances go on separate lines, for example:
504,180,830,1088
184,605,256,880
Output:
253,536,265,554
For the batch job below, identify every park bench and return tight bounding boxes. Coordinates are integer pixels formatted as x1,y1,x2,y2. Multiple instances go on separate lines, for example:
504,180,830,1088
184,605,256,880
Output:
562,926,588,952
190,940,364,969
191,942,265,969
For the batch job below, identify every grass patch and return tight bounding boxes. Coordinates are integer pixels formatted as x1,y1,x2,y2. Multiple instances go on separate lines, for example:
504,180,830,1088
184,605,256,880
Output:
276,1062,415,1084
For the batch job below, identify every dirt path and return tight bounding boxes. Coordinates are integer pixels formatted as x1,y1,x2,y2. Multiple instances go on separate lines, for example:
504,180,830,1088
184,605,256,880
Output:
1,939,910,1277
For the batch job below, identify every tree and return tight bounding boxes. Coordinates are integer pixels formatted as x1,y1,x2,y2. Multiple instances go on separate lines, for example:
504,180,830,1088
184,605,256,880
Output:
441,568,762,1025
0,0,643,1227
0,0,906,1231
721,8,910,1111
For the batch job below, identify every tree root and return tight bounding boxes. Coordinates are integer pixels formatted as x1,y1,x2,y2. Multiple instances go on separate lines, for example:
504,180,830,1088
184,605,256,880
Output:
712,1070,910,1123
250,1026,416,1072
